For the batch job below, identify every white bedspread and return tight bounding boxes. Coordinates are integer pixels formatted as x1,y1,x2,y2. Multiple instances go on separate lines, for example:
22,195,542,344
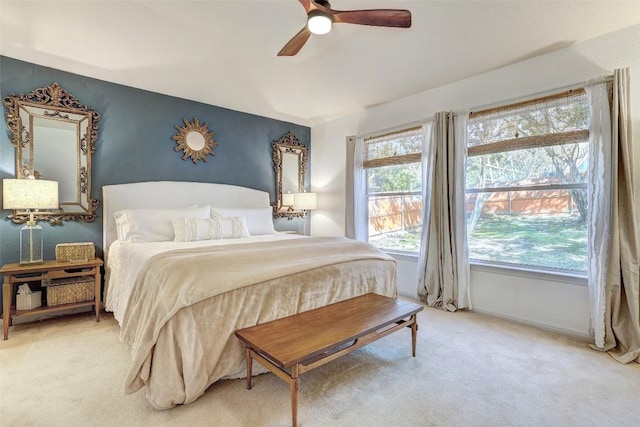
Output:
105,233,301,323
106,235,397,409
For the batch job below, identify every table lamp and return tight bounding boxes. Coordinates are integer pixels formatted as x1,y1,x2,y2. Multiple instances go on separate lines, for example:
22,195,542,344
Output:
282,191,295,211
293,192,317,235
2,178,59,264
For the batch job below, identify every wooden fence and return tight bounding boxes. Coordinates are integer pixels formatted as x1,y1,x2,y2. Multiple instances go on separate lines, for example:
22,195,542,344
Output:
369,189,577,237
368,195,422,237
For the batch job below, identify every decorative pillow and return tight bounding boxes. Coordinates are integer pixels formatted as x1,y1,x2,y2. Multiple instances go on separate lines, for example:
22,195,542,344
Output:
114,205,211,242
210,207,276,235
172,217,250,242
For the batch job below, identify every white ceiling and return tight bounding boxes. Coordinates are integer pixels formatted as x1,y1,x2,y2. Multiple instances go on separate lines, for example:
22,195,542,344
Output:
1,1,639,127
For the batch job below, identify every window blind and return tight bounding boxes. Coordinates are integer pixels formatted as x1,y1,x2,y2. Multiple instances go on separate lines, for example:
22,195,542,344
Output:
467,89,589,157
362,125,423,168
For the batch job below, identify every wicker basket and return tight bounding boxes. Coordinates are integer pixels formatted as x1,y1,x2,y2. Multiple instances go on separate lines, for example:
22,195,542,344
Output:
55,242,95,262
44,276,94,306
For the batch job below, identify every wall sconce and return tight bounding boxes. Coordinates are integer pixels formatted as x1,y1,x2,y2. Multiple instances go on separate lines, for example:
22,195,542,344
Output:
2,178,59,264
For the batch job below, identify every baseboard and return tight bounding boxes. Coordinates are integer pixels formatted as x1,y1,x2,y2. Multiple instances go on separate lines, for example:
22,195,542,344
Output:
397,289,420,301
471,308,593,343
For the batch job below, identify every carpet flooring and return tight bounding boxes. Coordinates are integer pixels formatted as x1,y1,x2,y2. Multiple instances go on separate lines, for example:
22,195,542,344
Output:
1,303,639,427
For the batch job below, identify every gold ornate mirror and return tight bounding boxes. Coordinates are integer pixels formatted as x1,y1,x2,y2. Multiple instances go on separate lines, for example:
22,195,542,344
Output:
272,131,308,219
3,83,100,224
172,117,217,164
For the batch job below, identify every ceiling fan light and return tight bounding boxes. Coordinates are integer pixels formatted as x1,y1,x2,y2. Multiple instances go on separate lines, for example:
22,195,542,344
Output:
307,10,332,35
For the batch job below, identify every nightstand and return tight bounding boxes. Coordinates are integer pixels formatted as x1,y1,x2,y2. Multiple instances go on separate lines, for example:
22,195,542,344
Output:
1,257,103,340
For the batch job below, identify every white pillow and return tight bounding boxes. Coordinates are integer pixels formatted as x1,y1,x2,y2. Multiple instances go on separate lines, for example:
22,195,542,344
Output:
172,216,250,241
114,205,211,242
210,207,276,235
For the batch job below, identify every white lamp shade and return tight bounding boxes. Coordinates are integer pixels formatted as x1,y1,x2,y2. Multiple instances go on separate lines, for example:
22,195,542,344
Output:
307,11,332,35
3,179,59,210
293,192,317,210
282,192,295,207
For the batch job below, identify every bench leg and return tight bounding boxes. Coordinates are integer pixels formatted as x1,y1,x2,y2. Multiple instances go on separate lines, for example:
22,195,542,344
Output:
291,364,299,427
246,347,253,390
411,314,418,357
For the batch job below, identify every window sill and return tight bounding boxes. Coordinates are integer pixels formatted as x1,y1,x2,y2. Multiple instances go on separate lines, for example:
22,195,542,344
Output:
381,251,588,286
382,250,419,262
470,261,587,285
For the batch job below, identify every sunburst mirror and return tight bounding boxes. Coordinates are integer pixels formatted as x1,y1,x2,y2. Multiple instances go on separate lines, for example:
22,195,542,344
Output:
171,117,217,164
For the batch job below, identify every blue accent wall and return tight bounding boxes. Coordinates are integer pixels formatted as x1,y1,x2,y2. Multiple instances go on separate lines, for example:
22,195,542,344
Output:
0,56,310,273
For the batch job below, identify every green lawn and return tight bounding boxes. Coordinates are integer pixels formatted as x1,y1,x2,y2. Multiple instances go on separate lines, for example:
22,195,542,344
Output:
370,229,421,252
469,213,587,272
370,213,588,273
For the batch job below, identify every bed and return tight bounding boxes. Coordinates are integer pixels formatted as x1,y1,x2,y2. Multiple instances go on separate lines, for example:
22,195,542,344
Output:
102,181,397,410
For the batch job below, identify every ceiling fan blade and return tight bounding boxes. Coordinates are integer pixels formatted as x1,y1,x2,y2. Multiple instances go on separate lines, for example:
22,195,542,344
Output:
301,0,331,13
298,0,313,13
332,9,411,28
278,26,312,56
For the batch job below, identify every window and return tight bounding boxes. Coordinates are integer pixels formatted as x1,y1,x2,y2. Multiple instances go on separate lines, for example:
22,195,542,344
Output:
465,90,590,274
362,126,424,253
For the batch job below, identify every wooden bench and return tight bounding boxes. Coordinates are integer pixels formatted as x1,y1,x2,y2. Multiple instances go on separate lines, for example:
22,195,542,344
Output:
234,293,424,426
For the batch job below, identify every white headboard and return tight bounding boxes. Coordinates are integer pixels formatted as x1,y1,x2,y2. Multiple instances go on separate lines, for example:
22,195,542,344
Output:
102,181,271,257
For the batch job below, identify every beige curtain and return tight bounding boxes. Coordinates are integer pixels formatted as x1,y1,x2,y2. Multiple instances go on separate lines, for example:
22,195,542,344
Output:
602,68,640,364
417,112,470,311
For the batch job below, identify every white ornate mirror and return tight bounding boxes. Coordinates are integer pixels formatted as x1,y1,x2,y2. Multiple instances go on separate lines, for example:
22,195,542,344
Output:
3,83,100,224
272,131,308,219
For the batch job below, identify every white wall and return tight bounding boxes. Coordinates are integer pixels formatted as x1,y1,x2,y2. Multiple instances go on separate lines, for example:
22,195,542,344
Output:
310,24,640,338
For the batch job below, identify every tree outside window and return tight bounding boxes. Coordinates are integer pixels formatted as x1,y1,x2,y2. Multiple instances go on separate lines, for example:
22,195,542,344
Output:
466,91,590,273
363,127,424,253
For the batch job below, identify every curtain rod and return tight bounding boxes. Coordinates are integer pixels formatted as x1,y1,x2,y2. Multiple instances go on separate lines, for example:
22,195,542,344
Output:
364,125,423,141
353,74,613,140
468,88,587,119
464,74,613,118
353,119,428,141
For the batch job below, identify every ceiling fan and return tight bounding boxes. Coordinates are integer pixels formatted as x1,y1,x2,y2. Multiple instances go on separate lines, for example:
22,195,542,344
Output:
278,0,412,56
